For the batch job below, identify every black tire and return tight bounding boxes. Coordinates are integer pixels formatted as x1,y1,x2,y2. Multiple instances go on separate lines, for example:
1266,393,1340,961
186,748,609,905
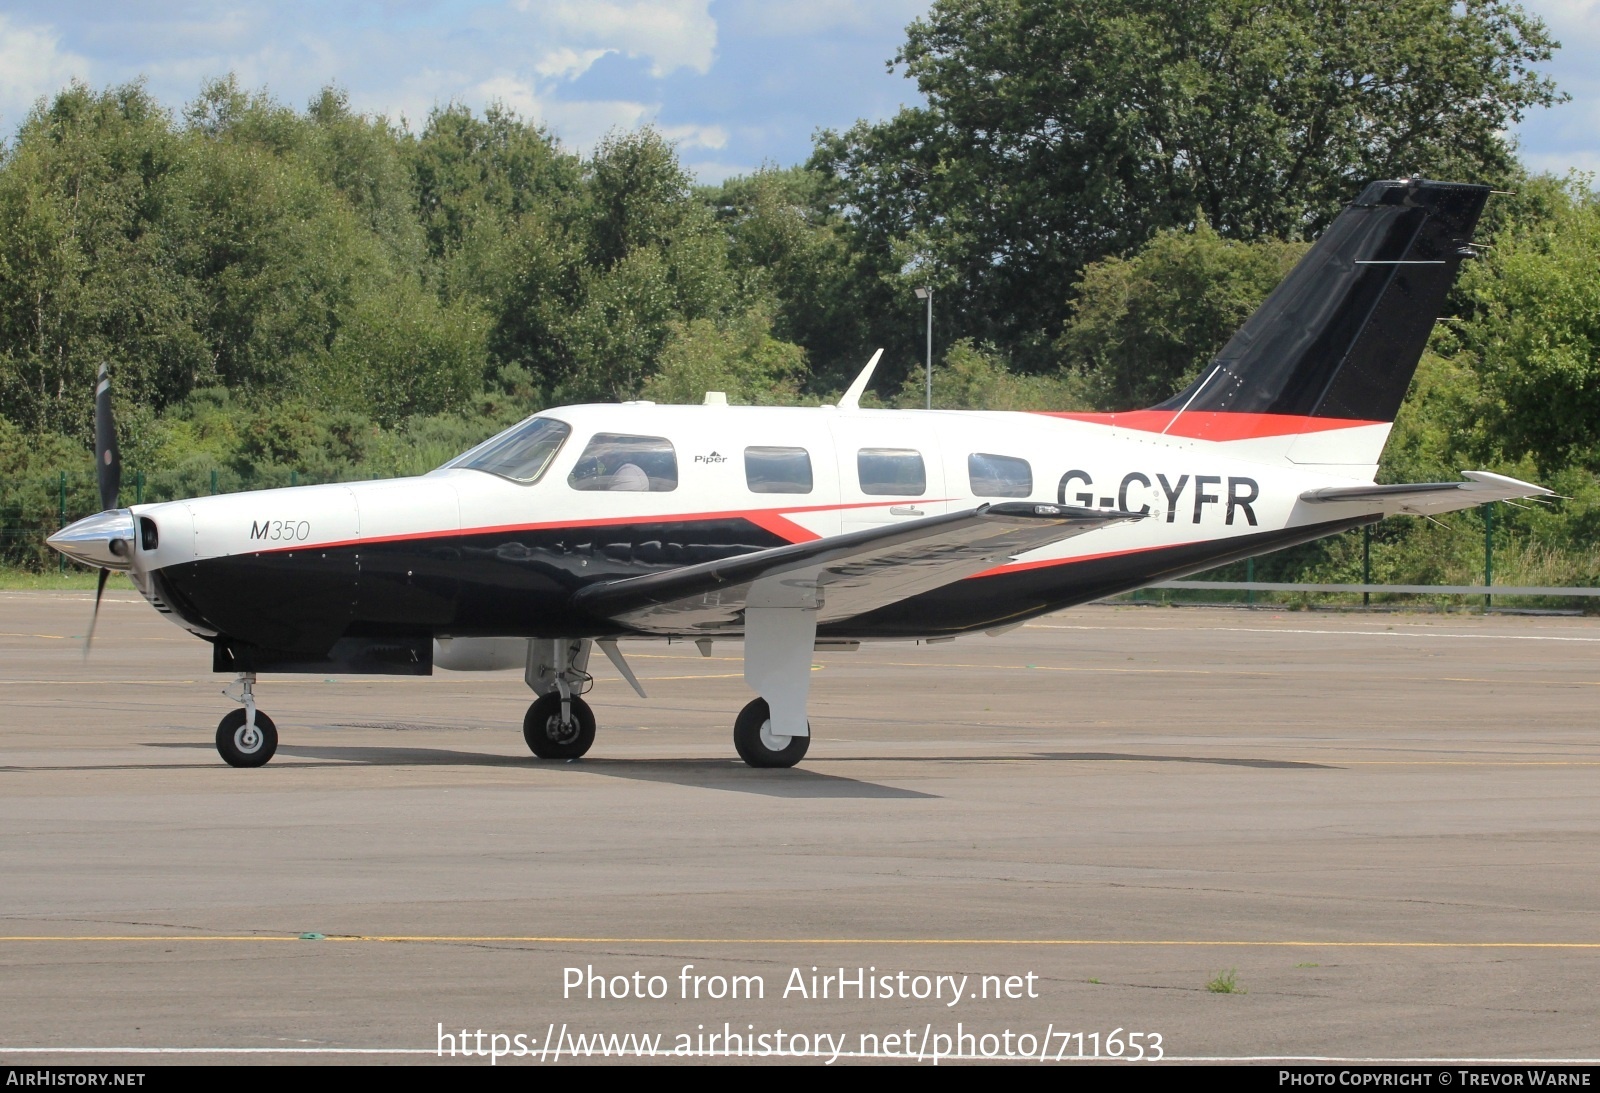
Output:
733,698,810,768
523,693,596,759
216,708,278,768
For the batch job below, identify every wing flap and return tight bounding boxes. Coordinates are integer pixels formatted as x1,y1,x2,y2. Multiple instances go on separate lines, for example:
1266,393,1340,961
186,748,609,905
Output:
1300,470,1550,515
574,502,1142,633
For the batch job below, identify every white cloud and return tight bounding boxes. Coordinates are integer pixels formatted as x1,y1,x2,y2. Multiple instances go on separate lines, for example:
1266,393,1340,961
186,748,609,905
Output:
534,46,612,81
470,74,660,151
516,0,717,76
538,96,657,150
0,15,91,130
660,122,726,150
474,74,545,120
1531,0,1600,46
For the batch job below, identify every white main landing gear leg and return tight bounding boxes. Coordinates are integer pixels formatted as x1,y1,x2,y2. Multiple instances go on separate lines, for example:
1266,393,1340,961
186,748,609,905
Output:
522,638,597,760
736,607,817,768
216,670,278,768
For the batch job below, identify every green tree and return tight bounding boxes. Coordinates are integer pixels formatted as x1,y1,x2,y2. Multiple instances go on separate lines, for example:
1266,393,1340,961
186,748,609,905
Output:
641,305,806,405
1057,221,1308,409
0,81,206,434
708,166,874,392
815,0,1563,370
1457,177,1600,475
411,103,579,262
891,338,1082,410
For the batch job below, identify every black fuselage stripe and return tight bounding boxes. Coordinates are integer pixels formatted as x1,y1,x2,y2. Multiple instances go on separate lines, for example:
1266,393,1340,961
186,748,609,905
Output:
151,515,1368,655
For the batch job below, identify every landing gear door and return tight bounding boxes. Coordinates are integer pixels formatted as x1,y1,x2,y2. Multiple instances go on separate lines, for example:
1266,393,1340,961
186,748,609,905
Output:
827,416,948,535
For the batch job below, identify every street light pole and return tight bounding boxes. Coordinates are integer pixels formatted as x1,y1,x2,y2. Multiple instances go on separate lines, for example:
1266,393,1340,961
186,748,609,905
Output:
914,286,932,410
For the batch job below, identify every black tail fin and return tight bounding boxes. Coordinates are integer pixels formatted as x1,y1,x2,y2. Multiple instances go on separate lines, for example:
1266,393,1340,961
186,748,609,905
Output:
1152,178,1490,424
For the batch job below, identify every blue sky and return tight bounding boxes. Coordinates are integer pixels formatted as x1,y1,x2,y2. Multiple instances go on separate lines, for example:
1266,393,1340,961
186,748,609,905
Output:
0,1,1594,184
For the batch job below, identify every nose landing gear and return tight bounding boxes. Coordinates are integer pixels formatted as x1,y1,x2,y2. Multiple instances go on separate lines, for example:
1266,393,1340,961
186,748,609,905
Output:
523,692,596,759
522,638,597,760
217,672,277,767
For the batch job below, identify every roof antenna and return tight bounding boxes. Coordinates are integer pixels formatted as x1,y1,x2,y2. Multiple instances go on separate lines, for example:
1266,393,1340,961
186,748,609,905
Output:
838,348,883,410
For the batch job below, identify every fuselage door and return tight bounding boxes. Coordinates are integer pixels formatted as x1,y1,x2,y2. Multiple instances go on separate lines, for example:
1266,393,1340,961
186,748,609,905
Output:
827,414,949,535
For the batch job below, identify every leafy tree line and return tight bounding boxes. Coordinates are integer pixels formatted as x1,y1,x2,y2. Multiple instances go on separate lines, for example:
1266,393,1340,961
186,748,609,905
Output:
4,0,1599,597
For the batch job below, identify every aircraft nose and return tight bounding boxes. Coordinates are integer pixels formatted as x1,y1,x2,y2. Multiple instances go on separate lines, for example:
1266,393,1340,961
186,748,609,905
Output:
47,509,136,571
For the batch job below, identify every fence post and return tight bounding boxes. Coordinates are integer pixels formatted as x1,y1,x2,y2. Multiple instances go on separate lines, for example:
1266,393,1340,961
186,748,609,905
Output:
58,471,67,574
1484,503,1493,611
291,470,298,488
1246,557,1254,608
135,470,144,505
210,469,218,496
1362,524,1371,609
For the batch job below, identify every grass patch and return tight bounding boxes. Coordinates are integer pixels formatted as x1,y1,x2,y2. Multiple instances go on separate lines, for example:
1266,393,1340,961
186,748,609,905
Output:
1086,977,1100,985
1294,962,1319,968
1206,969,1244,994
0,568,107,590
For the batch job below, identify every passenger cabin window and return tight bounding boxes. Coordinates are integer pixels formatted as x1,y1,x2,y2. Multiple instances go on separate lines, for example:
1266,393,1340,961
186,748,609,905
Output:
857,448,926,496
568,434,678,492
441,416,570,484
968,452,1032,498
745,446,813,494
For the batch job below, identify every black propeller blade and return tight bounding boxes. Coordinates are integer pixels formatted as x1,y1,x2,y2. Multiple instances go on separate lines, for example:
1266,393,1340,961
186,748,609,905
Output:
95,361,121,512
86,362,121,657
85,568,110,656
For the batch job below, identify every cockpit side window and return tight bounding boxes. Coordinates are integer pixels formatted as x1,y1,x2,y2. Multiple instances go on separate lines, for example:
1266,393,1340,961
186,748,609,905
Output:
968,453,1032,498
568,434,679,492
440,416,571,484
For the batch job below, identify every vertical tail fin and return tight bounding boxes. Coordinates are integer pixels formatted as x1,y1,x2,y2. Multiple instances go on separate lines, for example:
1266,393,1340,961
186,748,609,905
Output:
1148,178,1490,466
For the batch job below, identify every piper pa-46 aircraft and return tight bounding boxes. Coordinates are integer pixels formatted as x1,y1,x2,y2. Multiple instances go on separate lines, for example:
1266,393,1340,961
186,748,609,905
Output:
50,178,1548,769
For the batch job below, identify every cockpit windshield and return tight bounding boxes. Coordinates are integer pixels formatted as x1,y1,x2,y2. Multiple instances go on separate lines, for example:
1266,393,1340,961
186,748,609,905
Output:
438,416,571,484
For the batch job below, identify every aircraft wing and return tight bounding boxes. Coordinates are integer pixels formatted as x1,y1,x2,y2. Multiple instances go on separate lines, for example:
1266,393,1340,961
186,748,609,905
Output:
1300,470,1550,515
573,502,1142,634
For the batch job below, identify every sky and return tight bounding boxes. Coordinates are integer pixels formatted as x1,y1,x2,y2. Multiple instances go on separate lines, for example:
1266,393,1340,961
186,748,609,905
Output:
0,0,1594,184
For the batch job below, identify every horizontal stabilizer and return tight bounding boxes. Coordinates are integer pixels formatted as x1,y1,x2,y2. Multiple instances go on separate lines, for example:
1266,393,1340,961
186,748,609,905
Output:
1300,471,1550,516
574,502,1143,634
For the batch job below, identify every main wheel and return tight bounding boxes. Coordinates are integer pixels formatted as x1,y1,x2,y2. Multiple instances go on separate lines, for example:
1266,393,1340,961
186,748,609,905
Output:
216,708,278,768
733,698,810,768
523,693,596,759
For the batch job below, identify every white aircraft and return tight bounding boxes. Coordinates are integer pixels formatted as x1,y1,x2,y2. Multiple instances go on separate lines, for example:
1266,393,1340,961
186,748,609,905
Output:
49,178,1547,769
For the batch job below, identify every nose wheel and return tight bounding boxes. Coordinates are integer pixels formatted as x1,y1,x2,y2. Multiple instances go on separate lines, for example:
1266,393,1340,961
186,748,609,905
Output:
216,707,278,767
733,698,809,768
524,693,596,759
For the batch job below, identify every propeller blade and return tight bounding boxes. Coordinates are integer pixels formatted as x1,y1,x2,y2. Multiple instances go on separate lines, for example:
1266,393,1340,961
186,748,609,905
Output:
84,567,110,657
94,362,121,513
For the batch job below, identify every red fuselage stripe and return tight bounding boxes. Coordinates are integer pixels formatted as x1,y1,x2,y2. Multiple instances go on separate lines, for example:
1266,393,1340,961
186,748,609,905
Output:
1035,410,1384,441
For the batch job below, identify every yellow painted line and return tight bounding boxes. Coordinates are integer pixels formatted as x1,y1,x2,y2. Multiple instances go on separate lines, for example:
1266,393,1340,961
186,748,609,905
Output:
1331,761,1600,768
882,661,1214,676
1,935,1599,949
633,653,743,663
0,679,201,686
882,661,1600,688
